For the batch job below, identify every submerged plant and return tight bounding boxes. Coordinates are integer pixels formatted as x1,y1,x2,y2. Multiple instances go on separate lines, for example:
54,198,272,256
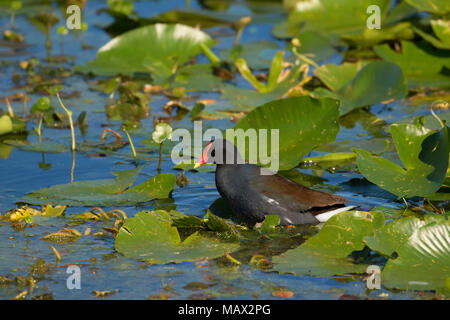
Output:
29,12,60,60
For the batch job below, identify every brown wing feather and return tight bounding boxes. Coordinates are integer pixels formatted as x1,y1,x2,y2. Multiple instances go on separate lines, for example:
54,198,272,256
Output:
248,169,348,212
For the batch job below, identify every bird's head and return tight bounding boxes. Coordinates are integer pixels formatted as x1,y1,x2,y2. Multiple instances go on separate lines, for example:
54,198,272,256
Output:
194,139,243,168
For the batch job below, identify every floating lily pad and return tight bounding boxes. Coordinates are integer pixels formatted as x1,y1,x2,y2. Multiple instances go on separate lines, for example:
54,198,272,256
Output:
414,20,450,50
354,124,449,198
4,140,67,153
115,210,239,264
18,167,176,206
272,211,385,276
374,41,450,87
76,24,215,83
364,216,450,290
363,215,444,257
341,22,414,47
313,61,407,115
173,161,216,173
172,64,225,92
316,138,391,155
0,115,13,136
293,31,339,62
404,0,450,14
279,0,391,40
219,41,281,70
234,96,340,171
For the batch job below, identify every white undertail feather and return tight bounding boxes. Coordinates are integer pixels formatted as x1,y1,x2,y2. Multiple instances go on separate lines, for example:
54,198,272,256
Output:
315,206,357,222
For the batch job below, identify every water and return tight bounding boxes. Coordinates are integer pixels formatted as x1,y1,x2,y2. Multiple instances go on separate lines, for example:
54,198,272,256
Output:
0,0,444,300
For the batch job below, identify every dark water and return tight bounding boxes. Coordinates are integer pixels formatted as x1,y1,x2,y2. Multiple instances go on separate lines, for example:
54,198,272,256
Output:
0,0,443,300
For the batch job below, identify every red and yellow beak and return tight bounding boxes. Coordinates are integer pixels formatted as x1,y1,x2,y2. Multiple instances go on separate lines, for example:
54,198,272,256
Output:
194,141,213,169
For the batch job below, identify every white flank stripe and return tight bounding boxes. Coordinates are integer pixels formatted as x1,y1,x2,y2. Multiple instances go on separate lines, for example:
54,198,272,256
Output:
315,206,357,222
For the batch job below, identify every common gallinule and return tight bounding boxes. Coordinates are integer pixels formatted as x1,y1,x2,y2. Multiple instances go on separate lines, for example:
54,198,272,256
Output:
194,139,355,226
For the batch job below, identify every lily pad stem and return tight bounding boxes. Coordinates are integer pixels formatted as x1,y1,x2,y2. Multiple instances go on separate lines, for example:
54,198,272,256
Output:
56,93,75,152
158,142,163,172
123,128,138,167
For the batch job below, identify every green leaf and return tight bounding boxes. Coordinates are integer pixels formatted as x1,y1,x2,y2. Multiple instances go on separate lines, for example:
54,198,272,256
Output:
234,96,340,171
294,31,339,61
341,22,414,47
4,140,67,153
414,20,450,50
404,0,450,14
31,97,52,114
303,152,356,165
172,64,224,92
380,219,450,290
235,58,267,92
107,0,134,16
0,115,13,136
76,24,215,83
374,41,450,87
314,61,407,115
281,0,391,40
115,210,239,264
266,51,284,92
173,161,216,173
315,138,391,155
18,167,176,206
315,62,362,92
363,215,443,257
259,215,280,233
354,124,449,198
219,41,280,70
272,211,385,276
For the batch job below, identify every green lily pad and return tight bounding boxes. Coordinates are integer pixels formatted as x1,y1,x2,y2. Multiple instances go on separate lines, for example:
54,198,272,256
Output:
18,167,176,206
341,22,414,47
219,41,280,70
115,210,239,264
404,0,450,14
280,0,391,40
293,31,339,62
316,138,391,155
221,52,303,111
313,61,407,115
0,115,13,136
234,96,340,171
399,112,450,130
259,215,281,233
4,140,67,153
374,41,450,87
363,215,445,257
173,161,216,173
171,64,225,92
76,23,215,84
414,20,450,50
354,124,449,198
315,62,363,91
379,219,450,290
272,211,385,276
302,152,356,166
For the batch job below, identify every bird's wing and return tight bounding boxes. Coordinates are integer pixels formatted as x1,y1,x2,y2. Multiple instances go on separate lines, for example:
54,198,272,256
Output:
248,168,348,213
